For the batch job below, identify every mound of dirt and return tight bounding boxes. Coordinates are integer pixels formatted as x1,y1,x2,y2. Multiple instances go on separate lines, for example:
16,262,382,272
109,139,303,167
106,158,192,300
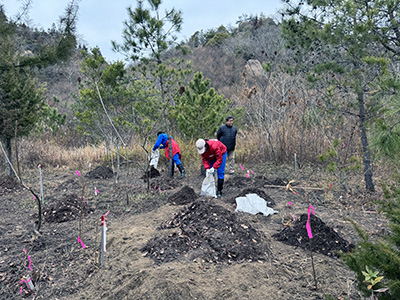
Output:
0,176,22,195
227,187,275,206
150,177,181,191
272,214,354,257
167,186,198,205
141,200,270,264
43,194,94,223
140,166,160,180
85,165,114,179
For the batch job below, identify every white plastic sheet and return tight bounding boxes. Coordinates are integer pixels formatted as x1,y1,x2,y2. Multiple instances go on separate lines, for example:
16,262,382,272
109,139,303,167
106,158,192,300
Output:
235,193,278,216
149,149,160,169
200,172,216,198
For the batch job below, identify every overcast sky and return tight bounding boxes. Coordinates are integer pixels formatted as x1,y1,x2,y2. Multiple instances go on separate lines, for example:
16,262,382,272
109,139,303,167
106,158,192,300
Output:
2,0,284,62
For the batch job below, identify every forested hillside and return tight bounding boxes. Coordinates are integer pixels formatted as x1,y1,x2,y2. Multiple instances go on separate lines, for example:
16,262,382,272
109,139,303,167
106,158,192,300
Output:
1,1,400,299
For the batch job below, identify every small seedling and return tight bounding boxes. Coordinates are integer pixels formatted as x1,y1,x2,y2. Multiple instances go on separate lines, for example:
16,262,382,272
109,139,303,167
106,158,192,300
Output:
362,266,389,299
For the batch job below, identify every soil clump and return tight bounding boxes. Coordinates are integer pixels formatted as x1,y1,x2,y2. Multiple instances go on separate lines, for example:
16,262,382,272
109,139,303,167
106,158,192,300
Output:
141,166,160,180
141,199,270,264
85,165,114,179
273,213,354,257
167,186,198,205
43,193,95,223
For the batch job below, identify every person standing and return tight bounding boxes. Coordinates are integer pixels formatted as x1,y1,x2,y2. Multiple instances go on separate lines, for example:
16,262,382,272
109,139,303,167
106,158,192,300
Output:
153,132,186,179
217,116,237,175
195,139,227,198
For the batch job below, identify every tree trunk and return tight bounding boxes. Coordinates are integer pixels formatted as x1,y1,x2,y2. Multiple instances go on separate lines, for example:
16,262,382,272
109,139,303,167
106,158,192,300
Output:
2,137,13,177
358,92,375,192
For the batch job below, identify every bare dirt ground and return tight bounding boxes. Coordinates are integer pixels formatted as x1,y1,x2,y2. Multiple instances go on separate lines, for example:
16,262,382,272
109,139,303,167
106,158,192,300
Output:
0,163,388,300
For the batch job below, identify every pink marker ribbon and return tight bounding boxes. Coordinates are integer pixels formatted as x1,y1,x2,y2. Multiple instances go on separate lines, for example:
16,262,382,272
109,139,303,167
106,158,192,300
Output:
306,205,315,239
95,187,99,195
101,211,110,228
75,170,81,176
23,249,32,270
77,236,86,249
239,164,244,171
288,201,292,207
27,256,32,270
246,170,250,178
19,277,32,293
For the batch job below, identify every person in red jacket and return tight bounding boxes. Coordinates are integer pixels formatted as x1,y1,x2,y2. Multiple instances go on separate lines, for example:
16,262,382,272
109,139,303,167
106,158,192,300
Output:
153,132,186,179
195,139,227,198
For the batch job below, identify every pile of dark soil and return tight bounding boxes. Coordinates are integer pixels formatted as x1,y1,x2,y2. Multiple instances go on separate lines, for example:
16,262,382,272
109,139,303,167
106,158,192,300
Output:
141,200,270,264
273,214,354,257
85,165,114,179
150,177,181,191
140,166,160,180
0,176,22,195
43,193,94,223
227,187,275,206
167,186,198,205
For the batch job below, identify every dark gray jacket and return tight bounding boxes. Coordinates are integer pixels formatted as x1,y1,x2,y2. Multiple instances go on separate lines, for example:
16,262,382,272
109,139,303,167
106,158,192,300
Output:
217,124,237,151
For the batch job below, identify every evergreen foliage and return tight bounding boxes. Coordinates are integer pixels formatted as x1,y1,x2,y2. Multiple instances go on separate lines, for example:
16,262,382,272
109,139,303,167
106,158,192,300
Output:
0,2,78,175
171,72,235,139
342,186,400,299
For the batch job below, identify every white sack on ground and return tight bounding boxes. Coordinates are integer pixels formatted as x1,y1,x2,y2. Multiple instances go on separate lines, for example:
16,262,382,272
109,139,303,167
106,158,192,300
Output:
149,149,160,169
200,172,216,198
235,193,278,216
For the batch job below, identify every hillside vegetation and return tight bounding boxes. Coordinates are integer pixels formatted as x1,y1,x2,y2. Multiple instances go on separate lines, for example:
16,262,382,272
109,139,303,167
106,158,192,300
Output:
1,1,400,299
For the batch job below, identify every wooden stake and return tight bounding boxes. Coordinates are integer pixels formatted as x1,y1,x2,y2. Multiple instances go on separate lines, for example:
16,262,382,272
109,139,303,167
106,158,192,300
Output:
38,165,44,205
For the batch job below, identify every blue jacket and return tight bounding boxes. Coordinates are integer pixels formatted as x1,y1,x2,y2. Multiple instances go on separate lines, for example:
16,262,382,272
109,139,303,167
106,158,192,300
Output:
153,133,169,151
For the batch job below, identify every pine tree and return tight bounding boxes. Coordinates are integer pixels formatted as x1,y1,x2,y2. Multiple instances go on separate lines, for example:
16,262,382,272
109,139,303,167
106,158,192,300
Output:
171,72,234,139
0,2,78,176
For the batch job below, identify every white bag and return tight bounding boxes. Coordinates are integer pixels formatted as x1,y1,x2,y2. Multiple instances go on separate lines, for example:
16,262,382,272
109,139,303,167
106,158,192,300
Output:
200,172,216,198
235,194,278,216
149,149,160,169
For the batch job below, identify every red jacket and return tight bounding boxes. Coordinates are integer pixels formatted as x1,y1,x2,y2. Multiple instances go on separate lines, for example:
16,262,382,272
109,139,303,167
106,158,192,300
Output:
165,139,181,160
201,139,227,170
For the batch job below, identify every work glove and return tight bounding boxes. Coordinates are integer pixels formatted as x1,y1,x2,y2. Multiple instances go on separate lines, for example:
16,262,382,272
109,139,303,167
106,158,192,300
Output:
207,167,215,175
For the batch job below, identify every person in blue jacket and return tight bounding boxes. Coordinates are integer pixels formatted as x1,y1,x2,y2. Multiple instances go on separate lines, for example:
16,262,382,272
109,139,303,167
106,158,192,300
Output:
153,132,186,179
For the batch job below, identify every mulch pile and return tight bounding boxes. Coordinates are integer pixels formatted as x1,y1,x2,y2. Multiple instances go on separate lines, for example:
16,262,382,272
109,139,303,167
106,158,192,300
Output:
85,165,114,179
141,199,270,264
167,186,198,205
141,166,160,180
227,187,275,206
43,193,94,223
273,213,354,257
0,176,22,195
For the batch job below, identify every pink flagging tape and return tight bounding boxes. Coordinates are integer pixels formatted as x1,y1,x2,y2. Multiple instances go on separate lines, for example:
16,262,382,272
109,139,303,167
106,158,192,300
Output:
27,256,32,270
306,205,315,239
78,236,86,249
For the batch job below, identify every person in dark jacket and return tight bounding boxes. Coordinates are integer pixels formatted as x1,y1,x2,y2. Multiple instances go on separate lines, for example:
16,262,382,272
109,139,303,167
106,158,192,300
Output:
217,116,237,175
153,132,186,179
196,139,227,198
